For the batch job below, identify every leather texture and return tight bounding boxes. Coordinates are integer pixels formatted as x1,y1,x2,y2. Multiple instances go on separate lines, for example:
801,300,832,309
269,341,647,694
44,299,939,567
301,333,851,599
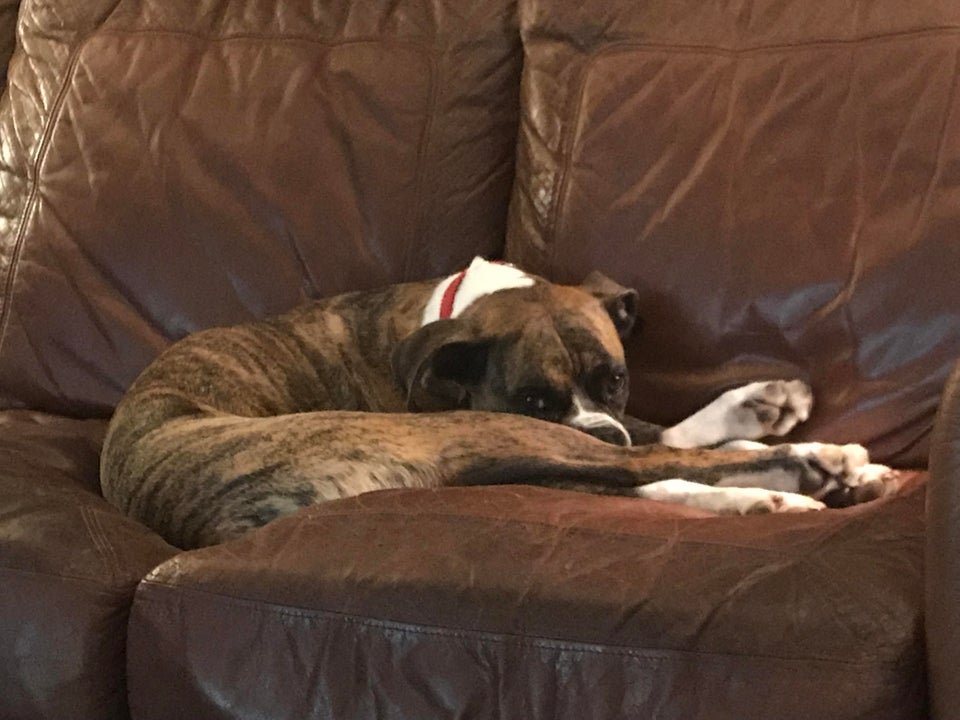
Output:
927,359,960,720
0,0,522,417
0,0,949,718
129,482,927,720
0,411,176,720
507,0,960,468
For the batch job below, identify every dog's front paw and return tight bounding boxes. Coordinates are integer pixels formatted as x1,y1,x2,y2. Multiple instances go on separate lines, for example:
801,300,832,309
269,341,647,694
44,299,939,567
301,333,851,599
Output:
633,479,825,515
822,462,904,507
786,443,901,506
738,488,826,515
789,442,868,477
719,379,813,440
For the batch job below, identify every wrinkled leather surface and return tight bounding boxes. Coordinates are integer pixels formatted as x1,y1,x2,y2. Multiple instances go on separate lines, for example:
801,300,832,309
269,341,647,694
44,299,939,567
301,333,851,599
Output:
0,411,176,720
507,0,960,468
927,359,960,720
129,482,926,720
0,0,522,416
0,0,945,718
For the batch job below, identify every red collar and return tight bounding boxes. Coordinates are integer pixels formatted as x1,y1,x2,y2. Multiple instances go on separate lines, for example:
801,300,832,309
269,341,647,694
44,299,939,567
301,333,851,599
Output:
438,260,510,320
438,270,468,320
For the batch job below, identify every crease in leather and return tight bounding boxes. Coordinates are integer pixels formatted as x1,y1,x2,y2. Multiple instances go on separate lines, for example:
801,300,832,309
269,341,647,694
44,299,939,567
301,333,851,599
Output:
80,504,123,581
5,34,424,403
0,562,143,593
908,43,960,247
400,47,440,283
228,503,830,551
525,25,960,58
133,582,916,668
510,9,960,467
548,31,928,257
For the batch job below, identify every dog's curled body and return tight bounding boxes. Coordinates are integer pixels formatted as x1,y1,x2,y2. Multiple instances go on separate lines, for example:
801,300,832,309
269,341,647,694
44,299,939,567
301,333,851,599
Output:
101,261,898,548
102,281,427,547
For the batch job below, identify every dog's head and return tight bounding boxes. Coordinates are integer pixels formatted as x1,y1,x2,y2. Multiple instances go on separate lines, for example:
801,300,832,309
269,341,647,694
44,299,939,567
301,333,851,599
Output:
392,269,639,445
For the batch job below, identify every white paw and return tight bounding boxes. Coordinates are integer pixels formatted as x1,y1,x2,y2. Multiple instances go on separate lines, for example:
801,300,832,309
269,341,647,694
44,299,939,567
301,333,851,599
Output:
719,379,813,440
635,479,825,515
735,488,826,515
848,463,903,502
789,442,869,478
786,443,901,504
661,379,814,449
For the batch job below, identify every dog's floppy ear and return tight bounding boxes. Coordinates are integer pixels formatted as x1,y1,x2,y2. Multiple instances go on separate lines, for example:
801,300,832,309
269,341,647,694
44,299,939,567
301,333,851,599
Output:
581,270,641,339
391,320,493,412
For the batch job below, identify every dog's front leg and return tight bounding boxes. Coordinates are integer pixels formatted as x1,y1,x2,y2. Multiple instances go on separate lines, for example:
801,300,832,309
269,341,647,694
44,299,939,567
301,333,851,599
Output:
635,440,901,511
634,479,825,514
711,440,902,507
660,380,813,448
511,444,834,514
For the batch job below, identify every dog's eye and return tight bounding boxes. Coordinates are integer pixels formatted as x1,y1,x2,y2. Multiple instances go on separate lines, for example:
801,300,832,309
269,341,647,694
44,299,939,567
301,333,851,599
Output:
606,371,626,395
518,388,564,415
523,393,549,412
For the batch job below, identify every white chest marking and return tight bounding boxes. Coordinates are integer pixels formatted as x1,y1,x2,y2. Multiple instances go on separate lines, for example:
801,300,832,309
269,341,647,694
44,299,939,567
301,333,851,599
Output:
421,257,534,326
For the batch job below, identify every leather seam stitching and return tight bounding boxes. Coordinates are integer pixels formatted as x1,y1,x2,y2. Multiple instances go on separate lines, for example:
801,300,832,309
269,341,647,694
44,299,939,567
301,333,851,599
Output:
540,25,960,272
545,66,588,273
0,29,436,361
57,27,437,50
401,47,441,283
135,582,915,668
0,561,140,592
533,25,960,59
0,37,85,364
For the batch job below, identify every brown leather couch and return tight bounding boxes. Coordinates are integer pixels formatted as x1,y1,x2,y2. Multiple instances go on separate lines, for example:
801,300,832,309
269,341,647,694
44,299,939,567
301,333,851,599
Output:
1,0,957,718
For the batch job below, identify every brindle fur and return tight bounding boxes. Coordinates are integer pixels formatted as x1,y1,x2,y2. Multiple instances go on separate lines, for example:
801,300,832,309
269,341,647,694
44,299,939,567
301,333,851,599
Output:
101,276,832,549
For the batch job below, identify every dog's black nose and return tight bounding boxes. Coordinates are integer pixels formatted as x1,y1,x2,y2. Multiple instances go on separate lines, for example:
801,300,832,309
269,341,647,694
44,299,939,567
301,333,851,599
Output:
581,424,631,446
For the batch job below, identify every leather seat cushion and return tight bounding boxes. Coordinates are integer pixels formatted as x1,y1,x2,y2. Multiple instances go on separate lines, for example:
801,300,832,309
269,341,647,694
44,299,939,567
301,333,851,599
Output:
128,479,925,719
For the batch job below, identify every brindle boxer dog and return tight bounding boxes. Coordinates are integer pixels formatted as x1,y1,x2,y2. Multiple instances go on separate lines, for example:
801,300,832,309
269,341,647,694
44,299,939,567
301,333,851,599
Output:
100,258,901,549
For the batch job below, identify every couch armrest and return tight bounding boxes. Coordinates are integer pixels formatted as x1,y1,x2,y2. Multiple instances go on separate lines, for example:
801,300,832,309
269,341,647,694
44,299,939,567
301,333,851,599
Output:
927,358,960,719
0,411,177,720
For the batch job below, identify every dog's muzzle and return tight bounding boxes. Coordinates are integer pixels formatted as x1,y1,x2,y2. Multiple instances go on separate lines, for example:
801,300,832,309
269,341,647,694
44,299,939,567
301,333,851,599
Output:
577,423,632,446
566,394,631,446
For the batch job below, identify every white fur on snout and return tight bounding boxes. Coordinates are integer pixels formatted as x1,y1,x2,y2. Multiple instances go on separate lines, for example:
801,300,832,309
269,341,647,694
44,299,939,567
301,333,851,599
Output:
566,394,631,446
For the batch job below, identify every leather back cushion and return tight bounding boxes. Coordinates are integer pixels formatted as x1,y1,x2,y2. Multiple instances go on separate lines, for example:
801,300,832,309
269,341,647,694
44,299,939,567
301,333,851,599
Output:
0,0,521,415
507,0,960,466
